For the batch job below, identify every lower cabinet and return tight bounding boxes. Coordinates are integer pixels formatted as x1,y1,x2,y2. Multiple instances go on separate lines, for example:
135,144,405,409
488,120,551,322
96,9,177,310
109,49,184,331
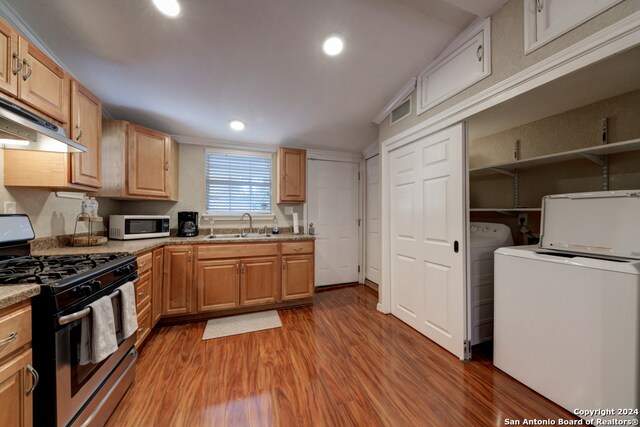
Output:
151,247,164,326
240,257,279,306
162,245,194,316
137,240,313,326
0,300,36,427
282,255,314,300
196,259,240,312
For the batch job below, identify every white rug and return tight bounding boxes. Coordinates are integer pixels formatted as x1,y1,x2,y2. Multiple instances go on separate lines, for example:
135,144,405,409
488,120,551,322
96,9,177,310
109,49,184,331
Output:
202,310,282,340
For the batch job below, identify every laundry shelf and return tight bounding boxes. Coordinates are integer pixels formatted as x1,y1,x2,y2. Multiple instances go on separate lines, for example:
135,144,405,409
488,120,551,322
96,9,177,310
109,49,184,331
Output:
469,137,640,176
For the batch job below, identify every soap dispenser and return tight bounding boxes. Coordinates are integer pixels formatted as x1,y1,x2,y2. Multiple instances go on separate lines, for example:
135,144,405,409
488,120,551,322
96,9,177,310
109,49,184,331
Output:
272,218,279,234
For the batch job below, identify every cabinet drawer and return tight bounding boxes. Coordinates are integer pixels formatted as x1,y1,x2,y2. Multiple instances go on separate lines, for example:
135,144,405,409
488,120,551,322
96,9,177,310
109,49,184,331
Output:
135,270,151,311
281,241,314,255
0,302,31,361
137,252,153,273
197,243,279,260
135,305,152,348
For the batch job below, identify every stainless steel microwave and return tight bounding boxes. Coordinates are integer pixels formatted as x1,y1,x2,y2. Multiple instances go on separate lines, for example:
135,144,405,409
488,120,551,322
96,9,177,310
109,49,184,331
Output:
109,215,170,240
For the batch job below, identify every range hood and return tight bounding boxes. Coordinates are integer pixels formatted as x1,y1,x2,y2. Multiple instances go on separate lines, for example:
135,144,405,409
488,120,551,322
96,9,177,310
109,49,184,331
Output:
0,98,87,153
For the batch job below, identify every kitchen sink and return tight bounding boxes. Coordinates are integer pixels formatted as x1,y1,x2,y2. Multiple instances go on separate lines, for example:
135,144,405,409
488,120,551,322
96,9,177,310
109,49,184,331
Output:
206,233,272,239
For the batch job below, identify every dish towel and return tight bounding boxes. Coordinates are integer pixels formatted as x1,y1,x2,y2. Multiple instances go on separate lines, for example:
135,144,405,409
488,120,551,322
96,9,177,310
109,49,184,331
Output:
79,314,92,365
88,296,118,364
119,281,138,339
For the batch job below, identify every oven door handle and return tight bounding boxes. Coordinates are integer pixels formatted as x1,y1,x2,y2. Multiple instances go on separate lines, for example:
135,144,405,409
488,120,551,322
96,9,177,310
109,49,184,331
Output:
58,278,138,326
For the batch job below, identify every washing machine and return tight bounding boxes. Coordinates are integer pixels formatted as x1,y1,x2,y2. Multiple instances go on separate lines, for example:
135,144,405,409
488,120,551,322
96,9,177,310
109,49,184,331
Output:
469,222,513,345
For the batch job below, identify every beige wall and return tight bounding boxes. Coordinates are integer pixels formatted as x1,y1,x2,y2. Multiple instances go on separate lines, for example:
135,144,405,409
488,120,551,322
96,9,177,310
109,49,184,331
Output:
0,142,304,237
469,89,640,242
0,149,121,237
117,143,304,231
379,0,640,142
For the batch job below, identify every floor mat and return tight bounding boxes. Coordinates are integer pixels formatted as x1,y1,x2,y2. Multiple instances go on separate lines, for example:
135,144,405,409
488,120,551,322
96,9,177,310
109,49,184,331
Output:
202,310,282,340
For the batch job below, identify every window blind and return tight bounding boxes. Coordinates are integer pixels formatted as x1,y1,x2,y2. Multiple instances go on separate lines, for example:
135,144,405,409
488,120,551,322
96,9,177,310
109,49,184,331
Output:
205,152,272,214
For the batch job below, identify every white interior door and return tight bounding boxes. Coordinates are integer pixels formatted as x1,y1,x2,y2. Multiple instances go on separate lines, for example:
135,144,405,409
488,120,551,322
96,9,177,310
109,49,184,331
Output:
308,160,360,287
389,123,467,359
365,155,381,285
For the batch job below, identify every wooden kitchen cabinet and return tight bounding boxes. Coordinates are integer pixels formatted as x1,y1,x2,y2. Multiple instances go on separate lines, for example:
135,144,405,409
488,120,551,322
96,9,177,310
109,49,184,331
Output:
240,257,279,306
277,147,306,203
101,120,179,200
3,80,102,192
196,259,240,312
151,247,164,326
282,255,314,300
163,245,194,316
134,252,153,348
281,241,314,300
195,244,280,312
0,19,18,97
0,300,36,427
69,79,102,188
17,38,69,124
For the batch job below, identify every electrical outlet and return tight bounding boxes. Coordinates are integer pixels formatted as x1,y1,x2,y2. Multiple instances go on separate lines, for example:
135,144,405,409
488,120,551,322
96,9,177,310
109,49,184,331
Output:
4,201,16,214
284,206,294,215
518,213,528,226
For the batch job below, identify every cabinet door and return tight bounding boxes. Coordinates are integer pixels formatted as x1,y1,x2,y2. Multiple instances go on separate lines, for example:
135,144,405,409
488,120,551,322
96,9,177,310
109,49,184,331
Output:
70,80,102,188
0,350,34,427
524,0,623,53
162,246,193,316
18,37,68,123
416,18,490,114
0,19,18,97
240,257,279,306
151,248,164,326
282,255,314,300
196,259,240,312
278,148,306,203
127,124,170,198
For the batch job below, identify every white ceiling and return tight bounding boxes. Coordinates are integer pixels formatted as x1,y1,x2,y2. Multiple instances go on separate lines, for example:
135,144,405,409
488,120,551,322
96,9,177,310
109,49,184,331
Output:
2,0,506,152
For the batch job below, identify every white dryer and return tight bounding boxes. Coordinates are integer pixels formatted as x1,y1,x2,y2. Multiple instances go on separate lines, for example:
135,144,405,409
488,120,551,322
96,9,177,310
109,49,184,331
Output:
469,222,513,345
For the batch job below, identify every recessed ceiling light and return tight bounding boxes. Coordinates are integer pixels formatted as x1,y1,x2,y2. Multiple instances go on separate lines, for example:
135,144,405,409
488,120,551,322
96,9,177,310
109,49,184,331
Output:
152,0,181,17
323,36,344,56
229,120,246,131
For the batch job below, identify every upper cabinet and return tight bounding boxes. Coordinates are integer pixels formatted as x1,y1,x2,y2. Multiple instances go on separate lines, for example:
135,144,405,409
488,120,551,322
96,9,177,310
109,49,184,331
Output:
70,80,102,188
416,18,491,115
524,0,623,54
17,38,69,123
277,147,306,203
0,19,18,97
0,16,68,124
100,120,179,201
3,79,102,191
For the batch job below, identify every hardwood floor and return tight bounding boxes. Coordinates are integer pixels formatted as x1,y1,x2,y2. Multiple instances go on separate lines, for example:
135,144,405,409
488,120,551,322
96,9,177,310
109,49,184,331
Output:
106,285,576,426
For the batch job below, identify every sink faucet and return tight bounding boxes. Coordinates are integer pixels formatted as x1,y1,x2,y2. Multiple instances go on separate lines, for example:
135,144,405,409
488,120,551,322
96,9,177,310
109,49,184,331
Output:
241,213,253,235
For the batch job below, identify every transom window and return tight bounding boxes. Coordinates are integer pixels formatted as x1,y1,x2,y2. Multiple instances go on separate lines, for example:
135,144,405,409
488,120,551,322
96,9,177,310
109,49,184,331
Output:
205,150,272,215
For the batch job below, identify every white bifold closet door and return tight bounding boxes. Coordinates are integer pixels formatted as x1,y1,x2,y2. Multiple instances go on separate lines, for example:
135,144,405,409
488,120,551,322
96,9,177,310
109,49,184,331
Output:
389,123,467,360
307,159,360,287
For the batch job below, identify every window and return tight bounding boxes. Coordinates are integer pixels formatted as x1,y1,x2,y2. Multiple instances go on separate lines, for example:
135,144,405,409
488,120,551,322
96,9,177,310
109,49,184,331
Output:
205,150,272,215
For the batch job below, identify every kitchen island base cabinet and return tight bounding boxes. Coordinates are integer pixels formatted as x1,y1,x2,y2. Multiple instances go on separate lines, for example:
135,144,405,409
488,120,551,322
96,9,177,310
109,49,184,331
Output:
163,246,194,316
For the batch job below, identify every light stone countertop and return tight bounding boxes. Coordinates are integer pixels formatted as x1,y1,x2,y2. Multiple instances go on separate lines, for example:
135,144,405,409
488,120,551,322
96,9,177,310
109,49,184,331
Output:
0,285,40,310
33,233,316,256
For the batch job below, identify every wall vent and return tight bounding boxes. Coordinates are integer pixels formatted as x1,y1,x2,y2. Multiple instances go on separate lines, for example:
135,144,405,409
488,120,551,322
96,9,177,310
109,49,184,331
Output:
390,97,411,125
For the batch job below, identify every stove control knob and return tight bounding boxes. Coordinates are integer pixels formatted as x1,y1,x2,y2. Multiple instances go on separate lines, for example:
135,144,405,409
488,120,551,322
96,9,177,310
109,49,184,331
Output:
80,285,93,296
90,280,102,291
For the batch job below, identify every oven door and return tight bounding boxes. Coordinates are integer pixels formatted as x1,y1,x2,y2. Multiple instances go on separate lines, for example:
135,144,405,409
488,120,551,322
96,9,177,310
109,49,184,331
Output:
55,291,136,427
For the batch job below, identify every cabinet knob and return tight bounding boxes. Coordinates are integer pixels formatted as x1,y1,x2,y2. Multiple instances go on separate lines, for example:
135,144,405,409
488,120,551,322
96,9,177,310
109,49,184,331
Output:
165,161,169,171
75,125,83,142
536,0,544,13
26,365,39,396
476,45,483,62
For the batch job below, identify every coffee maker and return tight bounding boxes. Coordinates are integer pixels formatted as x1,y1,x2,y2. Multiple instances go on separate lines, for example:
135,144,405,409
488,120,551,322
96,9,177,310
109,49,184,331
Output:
177,211,199,237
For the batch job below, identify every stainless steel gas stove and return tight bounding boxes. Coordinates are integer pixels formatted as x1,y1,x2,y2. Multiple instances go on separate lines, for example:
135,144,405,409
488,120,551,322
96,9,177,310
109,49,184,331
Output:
0,214,139,427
